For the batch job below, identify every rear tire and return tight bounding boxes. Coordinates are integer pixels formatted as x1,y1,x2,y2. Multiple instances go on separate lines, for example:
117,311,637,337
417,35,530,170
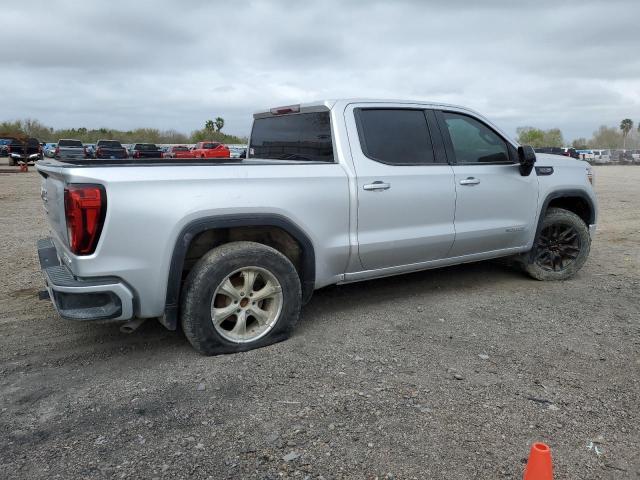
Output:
181,241,302,355
524,207,591,281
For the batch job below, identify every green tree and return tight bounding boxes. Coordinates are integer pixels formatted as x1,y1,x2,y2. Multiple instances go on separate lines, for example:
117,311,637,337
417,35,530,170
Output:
590,125,623,149
572,137,589,149
214,117,225,132
542,128,564,148
620,118,633,148
204,120,215,131
516,127,563,148
516,127,545,147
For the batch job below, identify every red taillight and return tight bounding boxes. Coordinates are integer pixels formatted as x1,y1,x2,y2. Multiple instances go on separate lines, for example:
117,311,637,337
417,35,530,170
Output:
134,151,140,158
83,146,87,158
64,185,106,255
55,146,60,155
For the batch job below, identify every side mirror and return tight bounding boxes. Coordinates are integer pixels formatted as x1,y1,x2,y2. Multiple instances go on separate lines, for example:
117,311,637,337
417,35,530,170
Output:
518,145,536,176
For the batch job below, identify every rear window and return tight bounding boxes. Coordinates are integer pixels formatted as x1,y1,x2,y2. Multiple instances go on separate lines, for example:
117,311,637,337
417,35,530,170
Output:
135,144,158,150
97,140,123,148
249,111,334,162
58,139,83,147
173,146,188,151
202,143,220,149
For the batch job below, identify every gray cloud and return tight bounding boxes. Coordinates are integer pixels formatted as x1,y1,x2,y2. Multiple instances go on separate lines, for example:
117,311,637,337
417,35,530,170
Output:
1,0,639,141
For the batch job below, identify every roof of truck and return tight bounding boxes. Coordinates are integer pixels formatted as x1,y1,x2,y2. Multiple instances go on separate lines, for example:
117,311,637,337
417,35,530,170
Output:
253,98,514,144
253,98,482,118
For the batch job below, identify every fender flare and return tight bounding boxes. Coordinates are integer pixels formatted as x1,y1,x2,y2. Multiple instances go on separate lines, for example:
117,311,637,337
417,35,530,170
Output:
161,214,316,330
529,189,596,259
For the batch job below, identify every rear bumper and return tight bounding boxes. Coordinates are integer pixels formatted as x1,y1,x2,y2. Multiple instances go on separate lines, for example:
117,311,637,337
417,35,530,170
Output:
37,237,134,321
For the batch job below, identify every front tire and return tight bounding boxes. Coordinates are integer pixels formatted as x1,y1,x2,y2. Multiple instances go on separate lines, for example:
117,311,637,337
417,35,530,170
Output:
524,207,591,281
181,241,302,355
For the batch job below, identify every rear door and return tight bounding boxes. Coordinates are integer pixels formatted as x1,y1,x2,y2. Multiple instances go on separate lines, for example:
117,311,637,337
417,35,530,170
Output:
345,104,456,270
435,110,538,257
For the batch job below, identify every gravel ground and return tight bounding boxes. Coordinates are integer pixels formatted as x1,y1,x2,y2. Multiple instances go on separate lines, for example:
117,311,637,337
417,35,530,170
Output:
0,162,638,479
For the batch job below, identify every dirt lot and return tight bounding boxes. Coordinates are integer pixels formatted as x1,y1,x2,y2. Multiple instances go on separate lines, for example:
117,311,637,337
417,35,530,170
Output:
0,162,638,479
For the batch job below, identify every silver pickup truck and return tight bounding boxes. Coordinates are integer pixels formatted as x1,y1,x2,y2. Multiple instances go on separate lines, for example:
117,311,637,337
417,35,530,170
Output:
36,99,597,355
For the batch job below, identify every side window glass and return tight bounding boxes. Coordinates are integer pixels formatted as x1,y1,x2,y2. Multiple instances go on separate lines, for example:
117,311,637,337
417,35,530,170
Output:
356,109,438,165
442,112,510,164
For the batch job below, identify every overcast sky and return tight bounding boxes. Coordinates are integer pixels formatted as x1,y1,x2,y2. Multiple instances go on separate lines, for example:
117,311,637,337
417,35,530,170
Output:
2,0,639,141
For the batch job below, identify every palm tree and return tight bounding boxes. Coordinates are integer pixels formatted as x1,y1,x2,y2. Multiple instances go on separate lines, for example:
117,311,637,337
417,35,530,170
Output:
620,118,633,148
214,117,224,132
204,119,215,131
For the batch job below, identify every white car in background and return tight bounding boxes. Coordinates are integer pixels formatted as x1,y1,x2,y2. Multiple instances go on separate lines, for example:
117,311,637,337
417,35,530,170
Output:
576,149,595,161
592,149,611,163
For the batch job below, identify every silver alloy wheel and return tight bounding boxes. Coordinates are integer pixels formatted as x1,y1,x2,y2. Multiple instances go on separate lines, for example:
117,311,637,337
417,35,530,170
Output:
210,266,283,343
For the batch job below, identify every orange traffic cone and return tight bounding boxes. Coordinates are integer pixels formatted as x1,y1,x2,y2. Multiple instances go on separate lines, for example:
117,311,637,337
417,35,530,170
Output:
523,442,553,480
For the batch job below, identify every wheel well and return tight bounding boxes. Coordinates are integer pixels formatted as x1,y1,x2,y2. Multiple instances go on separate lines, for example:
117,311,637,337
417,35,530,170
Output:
547,196,592,226
183,226,304,279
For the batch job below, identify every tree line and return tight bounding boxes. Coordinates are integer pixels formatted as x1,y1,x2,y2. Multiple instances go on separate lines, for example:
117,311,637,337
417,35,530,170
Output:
517,119,640,150
0,118,248,145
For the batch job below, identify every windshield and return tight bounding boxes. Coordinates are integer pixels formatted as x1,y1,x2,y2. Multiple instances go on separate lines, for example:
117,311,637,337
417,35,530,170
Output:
58,139,83,147
173,146,189,151
135,144,158,150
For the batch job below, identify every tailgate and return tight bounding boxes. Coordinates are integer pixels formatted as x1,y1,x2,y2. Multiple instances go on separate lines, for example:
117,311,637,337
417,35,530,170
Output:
37,166,69,251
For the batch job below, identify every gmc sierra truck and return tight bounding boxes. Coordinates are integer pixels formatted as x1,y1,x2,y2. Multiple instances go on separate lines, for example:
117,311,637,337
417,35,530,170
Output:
36,99,597,355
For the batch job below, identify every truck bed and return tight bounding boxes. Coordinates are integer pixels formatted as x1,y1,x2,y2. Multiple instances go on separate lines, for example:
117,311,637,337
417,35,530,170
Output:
36,157,329,168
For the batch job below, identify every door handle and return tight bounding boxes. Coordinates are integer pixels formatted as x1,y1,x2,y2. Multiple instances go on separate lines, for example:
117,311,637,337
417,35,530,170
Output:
459,177,480,186
363,181,391,191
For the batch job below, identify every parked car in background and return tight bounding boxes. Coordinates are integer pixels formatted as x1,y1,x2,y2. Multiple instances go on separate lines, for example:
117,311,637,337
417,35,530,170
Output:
55,139,86,160
43,143,57,158
0,137,16,157
84,144,96,157
94,140,128,159
630,149,640,162
191,141,230,159
164,145,195,159
7,137,42,165
592,149,611,164
227,145,248,158
534,147,564,156
576,150,595,161
130,143,163,159
562,148,580,159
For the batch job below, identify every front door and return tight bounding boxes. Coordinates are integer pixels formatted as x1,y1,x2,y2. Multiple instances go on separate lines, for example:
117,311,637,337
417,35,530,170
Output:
435,110,538,257
345,104,456,271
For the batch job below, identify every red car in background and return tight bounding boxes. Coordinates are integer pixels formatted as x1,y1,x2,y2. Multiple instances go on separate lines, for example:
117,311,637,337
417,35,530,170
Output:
191,141,230,159
164,145,195,159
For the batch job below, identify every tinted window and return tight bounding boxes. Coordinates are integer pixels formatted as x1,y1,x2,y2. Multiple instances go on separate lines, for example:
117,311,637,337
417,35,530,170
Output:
135,144,158,150
442,112,510,164
173,146,188,151
356,109,436,165
97,140,123,148
58,139,83,147
202,143,220,149
249,112,333,162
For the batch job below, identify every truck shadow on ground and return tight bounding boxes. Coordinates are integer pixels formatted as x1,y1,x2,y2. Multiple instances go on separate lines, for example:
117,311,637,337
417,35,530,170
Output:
90,259,525,352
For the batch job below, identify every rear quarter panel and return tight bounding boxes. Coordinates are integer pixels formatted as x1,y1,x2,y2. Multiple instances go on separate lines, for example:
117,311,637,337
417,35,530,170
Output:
46,163,350,318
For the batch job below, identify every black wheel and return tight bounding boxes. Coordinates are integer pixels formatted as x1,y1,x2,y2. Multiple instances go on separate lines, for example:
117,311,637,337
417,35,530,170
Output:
524,208,591,281
181,241,302,355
